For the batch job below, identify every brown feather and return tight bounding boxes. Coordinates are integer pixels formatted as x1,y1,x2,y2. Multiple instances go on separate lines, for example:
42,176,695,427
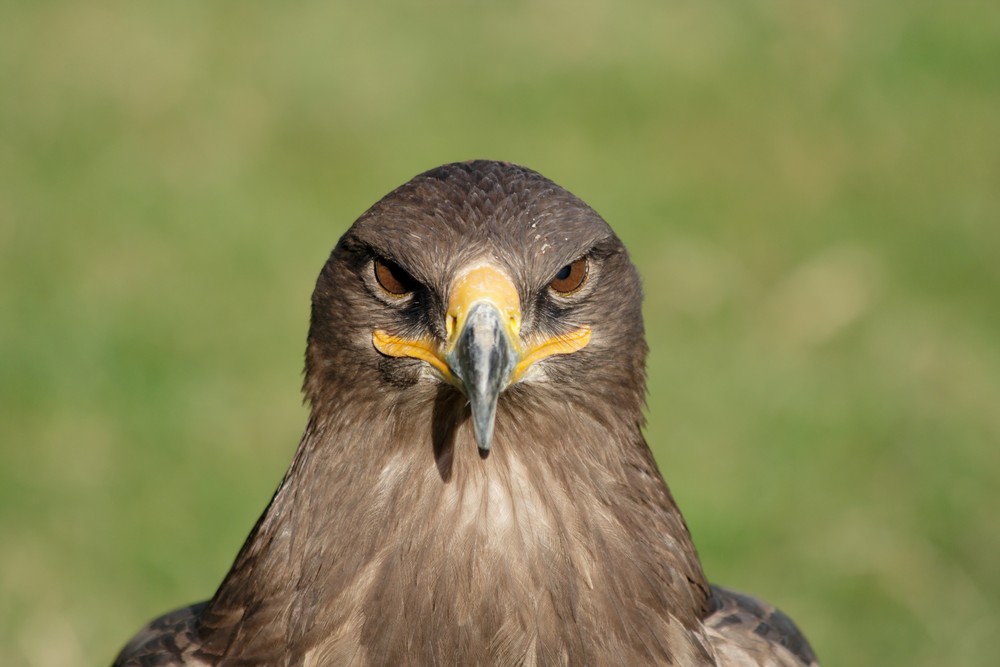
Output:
113,161,818,666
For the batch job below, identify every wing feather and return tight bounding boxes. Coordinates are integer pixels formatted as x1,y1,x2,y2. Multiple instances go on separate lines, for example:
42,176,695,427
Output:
703,585,819,667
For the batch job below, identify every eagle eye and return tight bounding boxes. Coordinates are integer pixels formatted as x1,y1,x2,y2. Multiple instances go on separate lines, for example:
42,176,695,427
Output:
549,257,589,294
374,258,416,296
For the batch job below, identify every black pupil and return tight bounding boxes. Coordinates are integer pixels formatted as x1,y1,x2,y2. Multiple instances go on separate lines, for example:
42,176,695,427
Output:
555,264,572,281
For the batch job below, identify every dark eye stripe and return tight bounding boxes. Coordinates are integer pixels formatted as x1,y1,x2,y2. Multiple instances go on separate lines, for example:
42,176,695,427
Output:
549,257,588,294
374,258,415,296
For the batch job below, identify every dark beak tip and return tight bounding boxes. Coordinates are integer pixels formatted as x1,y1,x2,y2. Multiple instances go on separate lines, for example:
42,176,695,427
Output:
472,415,496,452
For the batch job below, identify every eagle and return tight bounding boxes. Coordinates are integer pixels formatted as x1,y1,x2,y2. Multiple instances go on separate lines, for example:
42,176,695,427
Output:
114,161,819,666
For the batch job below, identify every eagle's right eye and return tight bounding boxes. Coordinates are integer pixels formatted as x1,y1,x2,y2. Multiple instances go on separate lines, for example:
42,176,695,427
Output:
374,258,416,296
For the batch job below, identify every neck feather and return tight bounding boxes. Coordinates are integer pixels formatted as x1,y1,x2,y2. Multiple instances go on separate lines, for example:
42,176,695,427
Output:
203,385,714,664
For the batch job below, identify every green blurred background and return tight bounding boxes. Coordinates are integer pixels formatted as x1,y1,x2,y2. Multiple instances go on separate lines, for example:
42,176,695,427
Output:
2,1,998,665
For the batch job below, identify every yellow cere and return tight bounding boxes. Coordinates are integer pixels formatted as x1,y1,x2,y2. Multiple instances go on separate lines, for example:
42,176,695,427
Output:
446,264,522,347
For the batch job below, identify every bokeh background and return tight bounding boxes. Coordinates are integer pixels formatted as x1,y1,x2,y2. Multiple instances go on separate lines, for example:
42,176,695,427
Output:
2,2,998,665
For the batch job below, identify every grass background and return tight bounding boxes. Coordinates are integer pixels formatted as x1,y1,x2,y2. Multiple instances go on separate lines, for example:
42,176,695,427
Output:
2,1,998,665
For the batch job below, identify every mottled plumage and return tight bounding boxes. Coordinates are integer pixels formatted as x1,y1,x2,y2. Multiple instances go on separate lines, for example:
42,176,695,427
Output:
114,161,818,666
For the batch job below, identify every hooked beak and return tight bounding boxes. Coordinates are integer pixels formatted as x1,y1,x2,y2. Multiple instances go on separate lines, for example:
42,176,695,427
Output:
445,301,517,452
373,264,591,452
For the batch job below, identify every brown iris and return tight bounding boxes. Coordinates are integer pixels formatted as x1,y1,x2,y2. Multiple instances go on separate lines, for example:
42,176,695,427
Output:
549,257,588,294
374,258,415,296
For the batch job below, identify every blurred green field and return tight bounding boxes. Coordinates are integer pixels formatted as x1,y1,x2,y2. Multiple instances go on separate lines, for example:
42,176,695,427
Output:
2,2,998,665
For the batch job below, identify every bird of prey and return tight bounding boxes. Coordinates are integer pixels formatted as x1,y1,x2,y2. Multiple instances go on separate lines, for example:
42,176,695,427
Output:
114,161,819,666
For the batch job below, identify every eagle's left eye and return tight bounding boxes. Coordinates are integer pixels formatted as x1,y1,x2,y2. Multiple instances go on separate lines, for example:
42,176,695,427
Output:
549,257,589,294
374,258,416,296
